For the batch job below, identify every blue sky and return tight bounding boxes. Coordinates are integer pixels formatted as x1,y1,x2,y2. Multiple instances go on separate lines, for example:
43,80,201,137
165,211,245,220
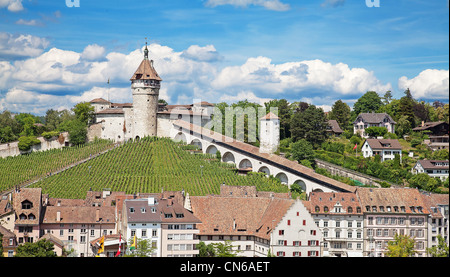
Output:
0,0,448,115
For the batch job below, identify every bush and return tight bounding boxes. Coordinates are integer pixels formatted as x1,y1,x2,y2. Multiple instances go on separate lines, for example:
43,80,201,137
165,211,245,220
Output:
42,131,60,140
18,136,41,152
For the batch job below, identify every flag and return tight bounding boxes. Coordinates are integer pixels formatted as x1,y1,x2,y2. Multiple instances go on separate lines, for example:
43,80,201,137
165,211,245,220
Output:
130,235,136,251
115,234,122,257
97,236,105,254
353,143,357,150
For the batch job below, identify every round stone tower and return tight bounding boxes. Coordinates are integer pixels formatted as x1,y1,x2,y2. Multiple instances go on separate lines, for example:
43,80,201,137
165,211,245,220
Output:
130,43,162,138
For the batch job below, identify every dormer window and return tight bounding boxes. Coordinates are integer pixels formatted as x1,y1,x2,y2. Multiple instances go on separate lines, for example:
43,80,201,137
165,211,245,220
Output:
22,200,32,210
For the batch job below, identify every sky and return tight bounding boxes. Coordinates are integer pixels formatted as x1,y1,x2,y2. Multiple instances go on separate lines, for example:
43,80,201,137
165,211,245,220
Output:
0,0,448,115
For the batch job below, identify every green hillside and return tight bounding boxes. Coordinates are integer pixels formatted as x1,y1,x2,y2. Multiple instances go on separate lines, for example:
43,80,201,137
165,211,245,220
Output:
0,139,114,193
28,137,289,199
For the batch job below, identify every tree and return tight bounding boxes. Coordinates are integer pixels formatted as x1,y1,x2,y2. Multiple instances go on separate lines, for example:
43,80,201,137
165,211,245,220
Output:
124,237,156,257
395,115,412,138
427,235,449,257
291,105,328,147
65,119,88,146
328,100,351,131
72,102,95,126
352,91,383,118
383,91,393,105
212,240,241,257
385,234,417,257
44,109,64,131
264,99,292,140
197,241,216,257
291,139,315,166
398,89,416,128
15,239,57,257
364,126,388,138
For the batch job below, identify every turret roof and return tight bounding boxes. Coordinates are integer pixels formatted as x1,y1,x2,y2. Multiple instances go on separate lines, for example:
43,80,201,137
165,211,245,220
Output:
130,58,162,81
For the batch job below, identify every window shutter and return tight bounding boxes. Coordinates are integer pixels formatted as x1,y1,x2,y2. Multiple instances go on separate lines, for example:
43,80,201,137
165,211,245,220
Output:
288,220,291,225
308,251,311,257
284,240,287,246
303,220,306,225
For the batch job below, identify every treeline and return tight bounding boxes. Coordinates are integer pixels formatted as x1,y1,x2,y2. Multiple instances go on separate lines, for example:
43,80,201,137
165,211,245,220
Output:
0,102,95,148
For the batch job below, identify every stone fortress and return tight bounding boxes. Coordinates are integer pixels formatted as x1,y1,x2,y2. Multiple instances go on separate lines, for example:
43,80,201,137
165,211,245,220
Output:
87,42,280,155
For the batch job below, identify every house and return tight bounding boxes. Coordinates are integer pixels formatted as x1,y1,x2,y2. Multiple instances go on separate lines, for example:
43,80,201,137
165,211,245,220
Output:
121,196,201,257
424,135,449,152
357,187,430,257
0,194,14,232
361,139,402,162
12,188,45,245
0,225,17,257
413,121,449,136
412,160,449,181
353,112,396,138
304,191,364,257
190,185,321,257
327,120,344,136
419,192,449,250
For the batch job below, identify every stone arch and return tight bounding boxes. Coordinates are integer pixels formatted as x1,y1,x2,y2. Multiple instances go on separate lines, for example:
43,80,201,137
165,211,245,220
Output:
239,159,253,170
206,145,218,155
222,152,236,164
174,132,187,143
258,166,270,176
190,139,202,150
293,179,307,192
275,172,288,185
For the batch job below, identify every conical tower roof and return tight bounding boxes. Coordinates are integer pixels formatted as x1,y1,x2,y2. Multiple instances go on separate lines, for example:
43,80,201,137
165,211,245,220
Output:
130,44,162,81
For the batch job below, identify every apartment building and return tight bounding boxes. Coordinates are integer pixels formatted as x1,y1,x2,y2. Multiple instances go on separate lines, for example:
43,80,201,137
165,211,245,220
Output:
357,187,430,257
305,191,364,257
12,188,44,245
190,185,321,257
121,196,201,257
420,192,449,248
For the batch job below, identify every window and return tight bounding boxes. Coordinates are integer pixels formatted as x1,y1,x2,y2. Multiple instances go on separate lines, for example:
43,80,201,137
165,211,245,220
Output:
348,207,353,213
315,206,320,212
324,206,329,213
21,200,33,209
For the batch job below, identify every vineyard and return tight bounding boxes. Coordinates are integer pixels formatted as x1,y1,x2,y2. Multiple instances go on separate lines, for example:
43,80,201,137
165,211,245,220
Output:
27,137,289,199
0,139,115,193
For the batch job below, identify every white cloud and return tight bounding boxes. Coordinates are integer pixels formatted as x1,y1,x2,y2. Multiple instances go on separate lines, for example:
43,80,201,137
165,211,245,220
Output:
81,44,106,61
212,57,392,96
181,45,223,62
205,0,290,11
15,19,41,26
398,69,449,100
0,0,23,12
219,90,272,105
0,32,50,60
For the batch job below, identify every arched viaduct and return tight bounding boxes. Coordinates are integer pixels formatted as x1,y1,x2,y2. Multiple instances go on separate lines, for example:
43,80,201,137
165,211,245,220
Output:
171,120,355,196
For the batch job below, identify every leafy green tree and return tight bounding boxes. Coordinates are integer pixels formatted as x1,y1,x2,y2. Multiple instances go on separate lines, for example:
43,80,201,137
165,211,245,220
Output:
395,115,412,138
212,240,241,257
44,109,64,131
328,100,351,131
385,234,417,257
351,91,383,118
383,91,393,105
264,99,292,139
15,239,57,257
427,235,449,257
291,139,315,166
18,136,41,151
291,105,328,147
364,126,388,138
197,241,216,257
64,119,88,146
124,237,156,257
73,102,95,126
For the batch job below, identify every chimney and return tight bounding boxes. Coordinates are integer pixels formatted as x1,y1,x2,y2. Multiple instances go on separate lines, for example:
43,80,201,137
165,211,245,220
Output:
148,197,155,206
56,211,61,222
96,209,100,222
422,121,424,127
